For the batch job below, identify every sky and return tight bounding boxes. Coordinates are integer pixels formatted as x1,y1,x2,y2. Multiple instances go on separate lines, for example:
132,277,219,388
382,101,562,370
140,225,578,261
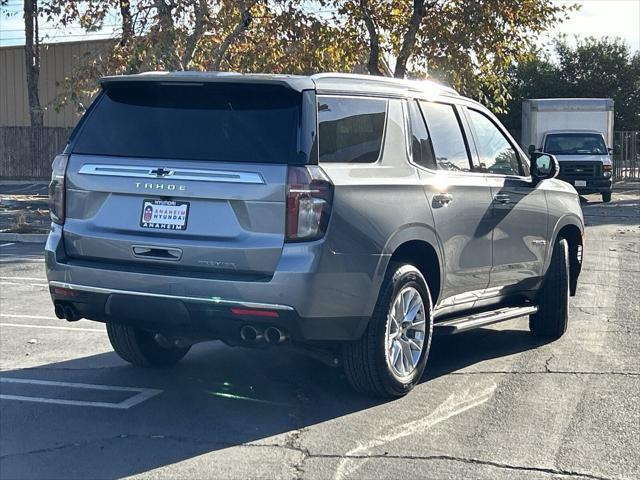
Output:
0,0,638,51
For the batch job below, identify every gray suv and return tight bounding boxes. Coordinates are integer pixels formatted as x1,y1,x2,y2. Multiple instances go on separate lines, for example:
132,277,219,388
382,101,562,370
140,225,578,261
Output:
46,72,584,398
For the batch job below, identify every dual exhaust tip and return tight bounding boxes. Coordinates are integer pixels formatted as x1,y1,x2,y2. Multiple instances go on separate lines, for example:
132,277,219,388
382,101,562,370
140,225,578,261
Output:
240,325,287,345
54,302,80,322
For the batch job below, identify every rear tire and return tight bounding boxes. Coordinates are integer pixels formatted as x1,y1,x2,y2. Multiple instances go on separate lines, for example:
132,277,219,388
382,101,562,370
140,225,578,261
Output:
107,323,190,367
342,263,434,398
602,191,612,203
529,238,570,339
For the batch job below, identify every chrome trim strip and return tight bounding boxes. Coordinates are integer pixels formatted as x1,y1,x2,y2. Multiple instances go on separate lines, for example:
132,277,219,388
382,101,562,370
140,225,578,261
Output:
78,164,265,185
49,281,294,311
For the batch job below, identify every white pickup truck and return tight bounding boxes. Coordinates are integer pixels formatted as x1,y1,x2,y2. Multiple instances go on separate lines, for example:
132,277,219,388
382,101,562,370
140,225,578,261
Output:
522,98,614,202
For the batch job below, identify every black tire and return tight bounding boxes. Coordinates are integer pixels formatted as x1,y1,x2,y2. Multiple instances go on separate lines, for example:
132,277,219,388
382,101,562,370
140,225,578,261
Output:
602,191,612,203
107,323,190,367
529,238,570,339
342,263,434,398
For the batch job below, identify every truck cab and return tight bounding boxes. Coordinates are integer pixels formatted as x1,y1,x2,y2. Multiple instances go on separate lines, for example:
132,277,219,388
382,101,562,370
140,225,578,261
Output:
541,129,613,202
522,98,615,202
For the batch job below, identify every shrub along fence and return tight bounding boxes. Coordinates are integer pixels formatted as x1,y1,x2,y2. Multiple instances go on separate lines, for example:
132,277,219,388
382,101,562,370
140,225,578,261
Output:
1,127,73,179
1,127,639,181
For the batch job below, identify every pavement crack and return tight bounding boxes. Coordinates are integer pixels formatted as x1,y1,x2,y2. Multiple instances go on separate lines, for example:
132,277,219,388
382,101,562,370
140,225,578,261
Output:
544,354,555,373
329,453,616,480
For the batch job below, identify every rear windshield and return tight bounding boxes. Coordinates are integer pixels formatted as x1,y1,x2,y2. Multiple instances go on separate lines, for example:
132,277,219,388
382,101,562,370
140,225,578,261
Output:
72,83,302,163
544,133,607,155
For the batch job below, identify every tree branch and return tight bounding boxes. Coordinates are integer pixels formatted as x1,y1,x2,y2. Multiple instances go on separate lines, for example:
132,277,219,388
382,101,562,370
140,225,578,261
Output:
360,0,382,76
394,0,437,78
211,0,258,71
182,0,210,68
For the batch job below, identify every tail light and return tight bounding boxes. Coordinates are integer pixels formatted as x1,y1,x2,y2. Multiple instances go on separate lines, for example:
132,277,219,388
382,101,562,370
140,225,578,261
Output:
49,155,68,224
286,165,333,242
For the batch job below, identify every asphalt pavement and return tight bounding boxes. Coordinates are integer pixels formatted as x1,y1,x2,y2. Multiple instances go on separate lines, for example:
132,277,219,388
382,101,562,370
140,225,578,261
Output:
0,188,638,480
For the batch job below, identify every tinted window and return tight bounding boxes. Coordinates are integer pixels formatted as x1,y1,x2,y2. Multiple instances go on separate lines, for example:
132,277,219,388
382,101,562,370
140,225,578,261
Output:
468,109,521,176
408,100,435,169
318,96,386,163
73,83,302,163
419,102,470,171
544,133,607,155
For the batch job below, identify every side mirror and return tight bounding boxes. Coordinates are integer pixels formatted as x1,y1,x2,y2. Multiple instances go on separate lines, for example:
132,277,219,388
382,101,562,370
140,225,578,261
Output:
528,144,536,158
531,152,559,184
607,147,614,155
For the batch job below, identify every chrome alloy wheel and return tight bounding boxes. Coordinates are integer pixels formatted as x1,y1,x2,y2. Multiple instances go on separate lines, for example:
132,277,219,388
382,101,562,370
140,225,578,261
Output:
385,286,427,378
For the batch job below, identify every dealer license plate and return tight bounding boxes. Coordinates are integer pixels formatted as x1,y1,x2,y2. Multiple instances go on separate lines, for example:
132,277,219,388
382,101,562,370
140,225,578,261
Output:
574,180,587,187
140,199,189,231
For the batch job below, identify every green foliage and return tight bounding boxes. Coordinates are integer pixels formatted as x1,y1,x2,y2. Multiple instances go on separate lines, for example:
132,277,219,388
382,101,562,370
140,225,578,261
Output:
501,37,640,131
43,0,574,116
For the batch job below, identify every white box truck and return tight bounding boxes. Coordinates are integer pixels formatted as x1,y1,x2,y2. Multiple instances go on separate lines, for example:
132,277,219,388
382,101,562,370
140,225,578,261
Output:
522,98,614,202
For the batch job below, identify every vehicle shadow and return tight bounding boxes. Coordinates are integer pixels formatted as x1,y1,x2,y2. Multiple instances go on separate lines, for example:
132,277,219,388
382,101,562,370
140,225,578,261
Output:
0,325,546,479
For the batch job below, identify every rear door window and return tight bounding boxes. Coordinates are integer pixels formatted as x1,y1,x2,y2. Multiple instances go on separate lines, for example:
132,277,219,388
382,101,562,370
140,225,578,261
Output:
419,101,471,172
72,82,302,163
318,96,387,163
407,100,436,169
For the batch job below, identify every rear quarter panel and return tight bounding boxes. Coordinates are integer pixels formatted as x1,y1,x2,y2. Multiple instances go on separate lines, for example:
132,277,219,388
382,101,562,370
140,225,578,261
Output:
320,98,438,309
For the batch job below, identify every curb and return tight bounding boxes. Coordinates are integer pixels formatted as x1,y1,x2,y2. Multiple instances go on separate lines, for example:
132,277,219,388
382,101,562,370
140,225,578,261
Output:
0,233,48,243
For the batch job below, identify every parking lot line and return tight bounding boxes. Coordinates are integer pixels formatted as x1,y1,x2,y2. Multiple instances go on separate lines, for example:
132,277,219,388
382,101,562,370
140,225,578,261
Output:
0,276,46,281
0,322,103,332
1,313,60,320
0,281,49,287
0,378,163,409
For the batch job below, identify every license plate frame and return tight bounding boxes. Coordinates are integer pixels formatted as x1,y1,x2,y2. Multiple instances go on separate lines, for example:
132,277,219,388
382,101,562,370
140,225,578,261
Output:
574,180,587,187
140,199,190,231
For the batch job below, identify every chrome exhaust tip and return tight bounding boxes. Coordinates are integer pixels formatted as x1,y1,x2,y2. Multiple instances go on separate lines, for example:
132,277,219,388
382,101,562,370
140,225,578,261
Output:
240,325,263,343
264,327,287,345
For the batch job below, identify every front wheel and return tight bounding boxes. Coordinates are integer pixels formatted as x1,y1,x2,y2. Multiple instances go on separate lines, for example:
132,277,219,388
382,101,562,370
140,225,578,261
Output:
602,191,612,203
530,238,570,339
107,323,190,367
343,264,434,398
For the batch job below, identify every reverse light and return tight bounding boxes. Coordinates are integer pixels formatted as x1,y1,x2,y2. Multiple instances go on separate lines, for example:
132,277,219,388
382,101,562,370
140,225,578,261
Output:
286,166,334,242
49,154,68,224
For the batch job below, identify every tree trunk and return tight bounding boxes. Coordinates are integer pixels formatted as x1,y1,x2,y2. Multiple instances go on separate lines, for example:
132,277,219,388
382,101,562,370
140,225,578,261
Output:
211,0,257,71
153,0,182,70
360,0,382,76
24,0,43,127
394,0,433,79
119,0,134,47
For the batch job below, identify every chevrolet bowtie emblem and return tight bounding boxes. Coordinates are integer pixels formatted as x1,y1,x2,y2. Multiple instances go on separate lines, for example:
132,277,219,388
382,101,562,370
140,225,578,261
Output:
150,168,172,177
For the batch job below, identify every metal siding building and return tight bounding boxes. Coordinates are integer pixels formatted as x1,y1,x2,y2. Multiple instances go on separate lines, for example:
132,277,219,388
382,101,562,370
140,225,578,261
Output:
0,39,110,127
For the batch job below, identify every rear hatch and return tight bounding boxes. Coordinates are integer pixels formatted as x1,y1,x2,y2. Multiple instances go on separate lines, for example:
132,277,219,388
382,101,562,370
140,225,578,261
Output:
63,80,310,277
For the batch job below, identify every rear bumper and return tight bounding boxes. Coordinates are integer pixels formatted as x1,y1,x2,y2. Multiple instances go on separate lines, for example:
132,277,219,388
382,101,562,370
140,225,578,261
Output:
558,176,612,194
45,224,383,342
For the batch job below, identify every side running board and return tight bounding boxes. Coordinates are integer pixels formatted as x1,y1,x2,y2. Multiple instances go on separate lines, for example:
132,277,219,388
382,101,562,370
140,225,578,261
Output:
434,306,538,335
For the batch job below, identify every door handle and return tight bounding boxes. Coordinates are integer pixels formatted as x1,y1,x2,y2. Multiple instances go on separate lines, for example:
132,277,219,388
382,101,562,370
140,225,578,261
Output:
433,193,454,207
493,193,510,204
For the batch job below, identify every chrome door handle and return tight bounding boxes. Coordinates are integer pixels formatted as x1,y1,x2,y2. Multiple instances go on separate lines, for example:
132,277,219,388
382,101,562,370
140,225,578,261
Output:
433,193,454,206
493,193,510,204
